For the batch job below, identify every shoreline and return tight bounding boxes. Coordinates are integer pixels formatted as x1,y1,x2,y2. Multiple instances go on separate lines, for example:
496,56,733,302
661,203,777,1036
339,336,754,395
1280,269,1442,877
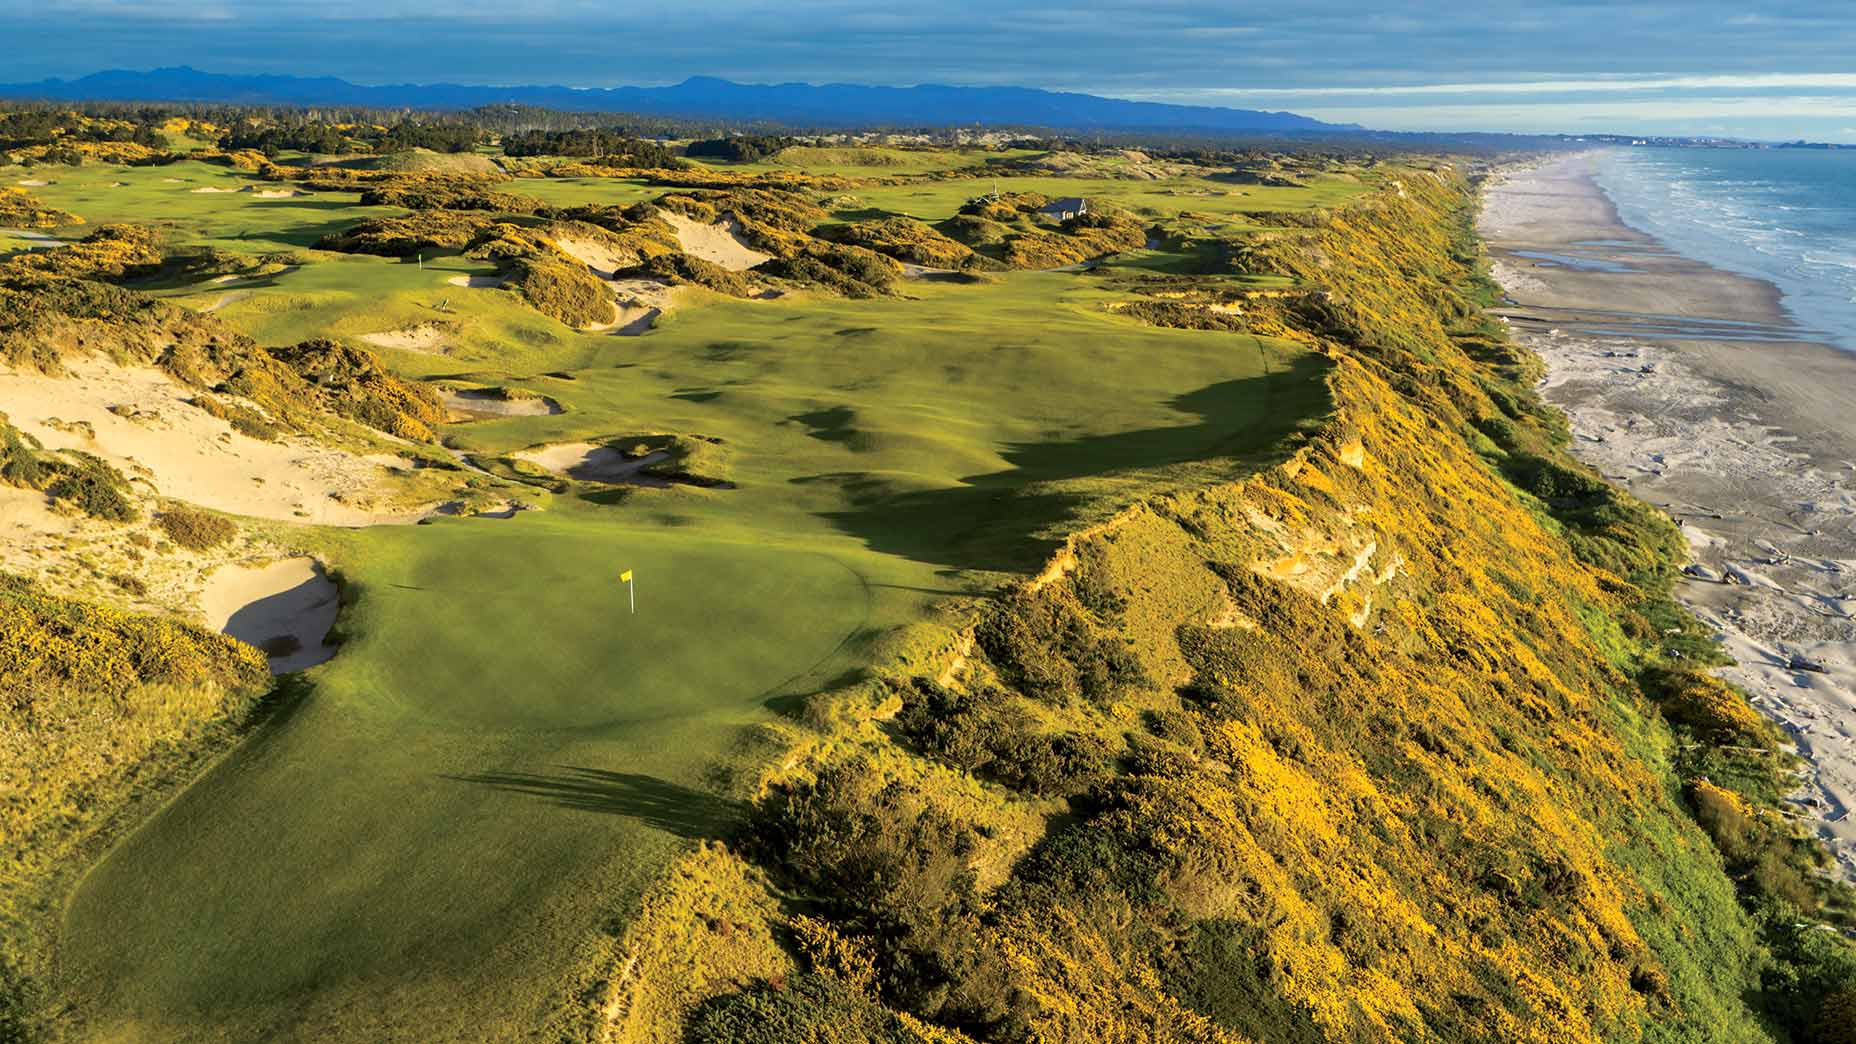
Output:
1482,151,1856,882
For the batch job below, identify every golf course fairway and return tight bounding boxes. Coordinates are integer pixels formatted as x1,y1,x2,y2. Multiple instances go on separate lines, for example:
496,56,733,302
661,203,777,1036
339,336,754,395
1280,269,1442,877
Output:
10,152,1345,1040
56,518,871,1041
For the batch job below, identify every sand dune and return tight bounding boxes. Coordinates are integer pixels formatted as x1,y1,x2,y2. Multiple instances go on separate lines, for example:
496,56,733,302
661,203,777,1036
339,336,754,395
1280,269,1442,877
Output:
0,356,419,526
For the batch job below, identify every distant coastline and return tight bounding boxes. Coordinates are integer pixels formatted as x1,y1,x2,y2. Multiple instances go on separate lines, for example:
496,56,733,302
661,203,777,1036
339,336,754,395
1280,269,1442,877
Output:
1484,154,1856,880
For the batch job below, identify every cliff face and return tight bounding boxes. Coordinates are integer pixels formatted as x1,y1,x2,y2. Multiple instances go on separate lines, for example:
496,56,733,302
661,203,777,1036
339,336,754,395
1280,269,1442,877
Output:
592,170,1854,1042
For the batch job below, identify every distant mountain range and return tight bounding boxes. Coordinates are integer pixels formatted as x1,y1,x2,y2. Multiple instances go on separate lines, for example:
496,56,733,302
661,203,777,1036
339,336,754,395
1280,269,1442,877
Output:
0,67,1357,135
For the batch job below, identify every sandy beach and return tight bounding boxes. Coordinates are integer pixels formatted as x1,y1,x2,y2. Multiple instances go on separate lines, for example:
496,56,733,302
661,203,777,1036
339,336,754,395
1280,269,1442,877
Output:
1482,153,1856,881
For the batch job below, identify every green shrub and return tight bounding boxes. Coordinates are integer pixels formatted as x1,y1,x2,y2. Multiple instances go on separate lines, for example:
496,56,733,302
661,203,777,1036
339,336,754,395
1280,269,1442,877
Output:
156,506,237,551
42,452,135,522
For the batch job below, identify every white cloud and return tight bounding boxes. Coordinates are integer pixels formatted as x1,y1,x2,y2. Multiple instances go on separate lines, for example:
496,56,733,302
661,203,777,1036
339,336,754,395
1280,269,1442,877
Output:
1129,73,1856,101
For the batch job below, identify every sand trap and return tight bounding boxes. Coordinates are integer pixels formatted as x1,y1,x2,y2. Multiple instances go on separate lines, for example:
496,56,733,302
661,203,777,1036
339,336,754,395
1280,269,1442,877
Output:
438,387,562,419
200,289,251,313
201,557,338,673
514,442,672,486
189,186,245,194
360,324,450,353
15,178,51,187
659,212,770,271
161,177,185,184
254,189,301,199
596,278,678,336
0,356,418,526
553,235,636,280
446,273,507,289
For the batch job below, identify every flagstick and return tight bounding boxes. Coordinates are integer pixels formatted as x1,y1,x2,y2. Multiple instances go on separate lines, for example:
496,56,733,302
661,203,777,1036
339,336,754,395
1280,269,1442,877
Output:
629,575,635,614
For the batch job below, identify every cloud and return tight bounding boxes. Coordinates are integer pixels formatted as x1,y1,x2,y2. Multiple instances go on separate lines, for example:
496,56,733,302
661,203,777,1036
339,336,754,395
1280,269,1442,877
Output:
3,1,1854,140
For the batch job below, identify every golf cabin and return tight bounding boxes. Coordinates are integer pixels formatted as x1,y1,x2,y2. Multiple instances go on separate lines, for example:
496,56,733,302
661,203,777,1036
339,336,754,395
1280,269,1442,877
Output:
1037,196,1088,223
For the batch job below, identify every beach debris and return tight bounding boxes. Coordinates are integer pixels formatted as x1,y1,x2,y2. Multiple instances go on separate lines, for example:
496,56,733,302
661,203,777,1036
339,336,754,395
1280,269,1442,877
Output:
1682,563,1720,582
1789,655,1830,674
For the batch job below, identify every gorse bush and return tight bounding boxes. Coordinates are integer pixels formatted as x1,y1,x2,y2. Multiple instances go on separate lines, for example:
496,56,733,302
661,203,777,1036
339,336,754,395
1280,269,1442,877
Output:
707,167,1856,1043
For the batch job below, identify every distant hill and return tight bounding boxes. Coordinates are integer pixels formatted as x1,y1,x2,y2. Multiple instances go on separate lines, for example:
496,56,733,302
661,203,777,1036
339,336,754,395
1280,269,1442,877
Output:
0,66,1357,135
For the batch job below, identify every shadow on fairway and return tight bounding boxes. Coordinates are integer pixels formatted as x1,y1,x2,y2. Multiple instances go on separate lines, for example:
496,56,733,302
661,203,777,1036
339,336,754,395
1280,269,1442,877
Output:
447,767,746,839
803,355,1331,574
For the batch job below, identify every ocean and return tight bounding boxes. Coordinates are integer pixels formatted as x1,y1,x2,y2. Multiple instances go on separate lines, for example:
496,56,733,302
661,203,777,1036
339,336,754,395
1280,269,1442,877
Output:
1593,147,1856,350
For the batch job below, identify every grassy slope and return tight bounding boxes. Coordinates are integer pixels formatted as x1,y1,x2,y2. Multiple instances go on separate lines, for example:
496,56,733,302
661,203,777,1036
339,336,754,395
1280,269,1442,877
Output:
20,154,1340,1040
637,168,1855,1044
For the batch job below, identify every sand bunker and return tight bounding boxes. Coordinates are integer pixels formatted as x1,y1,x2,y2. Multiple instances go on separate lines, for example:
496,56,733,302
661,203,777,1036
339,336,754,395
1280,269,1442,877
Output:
446,273,507,289
0,356,417,526
597,278,678,336
438,387,562,419
513,442,673,486
201,557,338,673
15,178,51,187
659,212,770,271
553,236,637,280
360,324,450,353
254,189,301,199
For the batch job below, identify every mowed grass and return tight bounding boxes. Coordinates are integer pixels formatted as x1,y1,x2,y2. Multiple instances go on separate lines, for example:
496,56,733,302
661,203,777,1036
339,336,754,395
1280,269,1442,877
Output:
57,517,880,1042
42,157,1335,1041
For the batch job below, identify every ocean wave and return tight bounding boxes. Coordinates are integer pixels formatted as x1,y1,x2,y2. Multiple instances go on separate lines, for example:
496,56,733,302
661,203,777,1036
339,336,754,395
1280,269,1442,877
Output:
1596,148,1856,351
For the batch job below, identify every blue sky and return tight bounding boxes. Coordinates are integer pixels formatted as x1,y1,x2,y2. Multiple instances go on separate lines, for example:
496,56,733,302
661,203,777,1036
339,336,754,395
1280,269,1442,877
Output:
8,1,1856,140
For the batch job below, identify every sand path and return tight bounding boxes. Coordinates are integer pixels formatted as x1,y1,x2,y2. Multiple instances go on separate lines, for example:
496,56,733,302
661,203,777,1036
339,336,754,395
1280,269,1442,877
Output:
1484,153,1856,880
200,557,339,673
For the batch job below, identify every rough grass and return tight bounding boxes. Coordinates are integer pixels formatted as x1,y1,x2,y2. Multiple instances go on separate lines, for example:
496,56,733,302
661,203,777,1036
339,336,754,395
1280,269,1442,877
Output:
154,505,237,550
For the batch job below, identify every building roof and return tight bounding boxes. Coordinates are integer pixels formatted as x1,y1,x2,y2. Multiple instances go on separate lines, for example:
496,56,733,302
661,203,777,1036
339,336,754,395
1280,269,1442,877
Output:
1039,196,1087,213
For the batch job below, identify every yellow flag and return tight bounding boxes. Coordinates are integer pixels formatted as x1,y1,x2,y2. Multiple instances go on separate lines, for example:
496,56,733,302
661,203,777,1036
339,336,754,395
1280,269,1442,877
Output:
620,570,633,583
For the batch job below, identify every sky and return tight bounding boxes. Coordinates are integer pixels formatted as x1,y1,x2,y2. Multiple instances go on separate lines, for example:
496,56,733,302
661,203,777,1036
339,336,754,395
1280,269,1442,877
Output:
7,1,1856,141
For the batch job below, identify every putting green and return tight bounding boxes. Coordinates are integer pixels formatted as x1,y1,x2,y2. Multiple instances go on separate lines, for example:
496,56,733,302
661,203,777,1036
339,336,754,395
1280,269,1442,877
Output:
56,517,869,1041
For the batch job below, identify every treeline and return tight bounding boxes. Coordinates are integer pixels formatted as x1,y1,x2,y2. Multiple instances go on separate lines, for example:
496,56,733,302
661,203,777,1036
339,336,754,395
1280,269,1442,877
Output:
0,110,159,152
502,129,679,164
684,135,797,162
218,117,488,156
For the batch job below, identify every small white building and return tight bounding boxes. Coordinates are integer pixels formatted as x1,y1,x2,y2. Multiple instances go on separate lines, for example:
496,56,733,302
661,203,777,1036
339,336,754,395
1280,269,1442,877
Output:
1038,197,1088,222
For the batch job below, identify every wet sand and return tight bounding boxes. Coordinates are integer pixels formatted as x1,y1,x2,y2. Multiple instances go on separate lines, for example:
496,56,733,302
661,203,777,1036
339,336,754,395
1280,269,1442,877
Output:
1482,152,1856,881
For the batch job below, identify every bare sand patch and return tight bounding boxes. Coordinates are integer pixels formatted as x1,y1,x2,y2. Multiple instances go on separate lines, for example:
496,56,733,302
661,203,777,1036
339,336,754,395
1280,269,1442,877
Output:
553,235,636,279
438,387,562,419
598,278,679,336
513,442,672,486
0,356,421,526
200,557,338,673
360,324,451,353
199,289,252,313
659,211,770,271
447,273,507,289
